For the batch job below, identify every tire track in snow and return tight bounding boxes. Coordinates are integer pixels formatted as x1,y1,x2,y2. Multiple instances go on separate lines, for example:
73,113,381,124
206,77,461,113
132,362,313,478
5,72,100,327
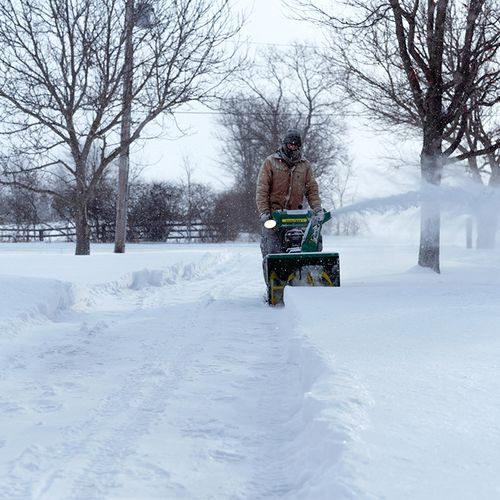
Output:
24,304,208,500
65,312,206,499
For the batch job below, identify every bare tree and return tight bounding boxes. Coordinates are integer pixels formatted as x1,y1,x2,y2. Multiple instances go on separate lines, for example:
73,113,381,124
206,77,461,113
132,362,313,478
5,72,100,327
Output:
178,157,216,241
217,44,350,233
440,11,500,249
291,0,500,272
0,0,243,254
321,158,362,235
127,180,183,241
455,104,500,248
180,157,196,242
0,185,7,224
3,176,43,231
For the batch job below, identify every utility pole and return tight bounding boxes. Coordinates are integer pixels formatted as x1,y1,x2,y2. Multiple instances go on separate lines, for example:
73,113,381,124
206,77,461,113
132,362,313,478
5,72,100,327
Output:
114,0,135,253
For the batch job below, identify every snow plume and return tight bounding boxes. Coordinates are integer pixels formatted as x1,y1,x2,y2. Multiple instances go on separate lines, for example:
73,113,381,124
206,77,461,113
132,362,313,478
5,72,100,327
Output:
333,191,421,217
332,183,500,218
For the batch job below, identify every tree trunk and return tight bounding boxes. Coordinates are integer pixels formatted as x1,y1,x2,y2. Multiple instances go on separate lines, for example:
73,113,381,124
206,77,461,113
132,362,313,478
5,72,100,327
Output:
476,165,500,249
418,131,443,273
75,196,91,255
466,217,473,249
114,0,134,254
476,211,498,249
418,188,441,272
476,186,499,249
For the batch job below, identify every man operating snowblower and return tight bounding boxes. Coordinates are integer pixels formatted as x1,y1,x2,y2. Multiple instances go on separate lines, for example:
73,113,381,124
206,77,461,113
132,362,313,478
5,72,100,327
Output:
256,129,340,305
256,128,325,258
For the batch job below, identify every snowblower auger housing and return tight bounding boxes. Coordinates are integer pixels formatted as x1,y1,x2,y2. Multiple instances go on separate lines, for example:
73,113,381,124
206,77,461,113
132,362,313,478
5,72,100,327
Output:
263,209,340,306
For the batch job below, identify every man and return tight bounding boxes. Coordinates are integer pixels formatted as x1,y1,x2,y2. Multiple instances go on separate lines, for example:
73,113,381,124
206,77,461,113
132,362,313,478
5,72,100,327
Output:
256,128,324,258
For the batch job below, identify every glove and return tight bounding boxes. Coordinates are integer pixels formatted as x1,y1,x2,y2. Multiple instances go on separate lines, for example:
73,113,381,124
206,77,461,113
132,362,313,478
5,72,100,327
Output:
311,207,325,225
260,211,271,223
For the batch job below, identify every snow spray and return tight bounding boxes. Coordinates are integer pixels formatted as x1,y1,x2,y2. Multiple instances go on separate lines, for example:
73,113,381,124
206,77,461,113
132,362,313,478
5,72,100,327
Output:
331,184,500,218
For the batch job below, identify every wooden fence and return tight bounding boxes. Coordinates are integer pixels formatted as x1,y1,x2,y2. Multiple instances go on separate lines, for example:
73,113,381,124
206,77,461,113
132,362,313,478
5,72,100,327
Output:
0,225,75,243
0,222,222,243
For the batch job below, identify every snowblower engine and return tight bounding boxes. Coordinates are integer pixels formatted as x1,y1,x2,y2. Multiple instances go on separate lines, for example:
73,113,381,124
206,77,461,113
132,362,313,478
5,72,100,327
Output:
263,209,340,306
284,228,304,252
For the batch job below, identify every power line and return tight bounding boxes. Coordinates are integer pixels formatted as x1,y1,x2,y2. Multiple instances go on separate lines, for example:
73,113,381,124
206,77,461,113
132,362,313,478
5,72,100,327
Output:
223,38,322,50
173,110,346,117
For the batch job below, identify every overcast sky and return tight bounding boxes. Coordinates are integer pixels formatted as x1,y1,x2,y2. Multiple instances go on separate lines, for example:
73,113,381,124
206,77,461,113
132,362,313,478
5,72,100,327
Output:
138,1,314,187
136,0,417,199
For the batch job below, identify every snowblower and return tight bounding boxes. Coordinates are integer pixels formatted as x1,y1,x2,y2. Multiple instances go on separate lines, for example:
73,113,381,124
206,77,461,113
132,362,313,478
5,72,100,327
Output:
263,209,340,306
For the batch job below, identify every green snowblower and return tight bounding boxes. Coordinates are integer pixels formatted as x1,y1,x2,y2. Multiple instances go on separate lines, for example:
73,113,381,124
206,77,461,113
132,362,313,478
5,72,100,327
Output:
263,209,340,306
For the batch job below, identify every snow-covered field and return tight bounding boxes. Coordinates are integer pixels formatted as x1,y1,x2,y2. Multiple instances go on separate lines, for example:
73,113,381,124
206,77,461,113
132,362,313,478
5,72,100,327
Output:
1,232,500,499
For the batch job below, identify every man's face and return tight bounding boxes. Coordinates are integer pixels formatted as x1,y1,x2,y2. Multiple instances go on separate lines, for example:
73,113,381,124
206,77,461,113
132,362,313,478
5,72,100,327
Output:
286,143,299,151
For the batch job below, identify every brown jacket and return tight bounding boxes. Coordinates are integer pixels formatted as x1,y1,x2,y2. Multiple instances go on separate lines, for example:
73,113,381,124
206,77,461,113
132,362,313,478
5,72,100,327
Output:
255,152,322,214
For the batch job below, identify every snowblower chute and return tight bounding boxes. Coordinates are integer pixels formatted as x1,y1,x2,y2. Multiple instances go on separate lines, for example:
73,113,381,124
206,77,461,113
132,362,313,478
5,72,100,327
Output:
263,209,340,305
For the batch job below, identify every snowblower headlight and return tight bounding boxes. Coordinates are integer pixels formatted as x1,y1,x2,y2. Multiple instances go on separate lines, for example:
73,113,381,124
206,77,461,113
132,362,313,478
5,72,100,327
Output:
264,219,277,229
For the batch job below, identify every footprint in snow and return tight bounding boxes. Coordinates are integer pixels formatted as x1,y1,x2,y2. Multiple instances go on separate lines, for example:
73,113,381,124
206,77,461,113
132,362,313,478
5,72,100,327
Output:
208,448,245,463
0,401,26,415
31,399,63,413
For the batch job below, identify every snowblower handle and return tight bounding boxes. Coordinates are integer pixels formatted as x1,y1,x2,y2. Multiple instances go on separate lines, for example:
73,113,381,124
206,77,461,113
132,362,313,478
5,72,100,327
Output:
310,209,332,228
322,210,332,224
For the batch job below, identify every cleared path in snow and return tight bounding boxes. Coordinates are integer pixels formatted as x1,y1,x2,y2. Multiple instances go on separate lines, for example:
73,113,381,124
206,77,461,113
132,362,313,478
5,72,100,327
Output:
0,248,341,499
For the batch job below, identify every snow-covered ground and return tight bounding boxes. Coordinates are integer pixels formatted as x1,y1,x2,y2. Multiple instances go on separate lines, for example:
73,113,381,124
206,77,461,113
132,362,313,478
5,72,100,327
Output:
1,233,500,499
